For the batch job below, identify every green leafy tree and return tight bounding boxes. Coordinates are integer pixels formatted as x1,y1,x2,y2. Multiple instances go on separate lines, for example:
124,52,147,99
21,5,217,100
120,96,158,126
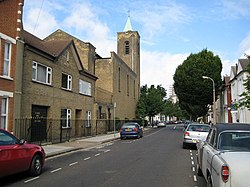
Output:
173,49,222,120
239,55,250,109
163,100,189,120
136,85,166,123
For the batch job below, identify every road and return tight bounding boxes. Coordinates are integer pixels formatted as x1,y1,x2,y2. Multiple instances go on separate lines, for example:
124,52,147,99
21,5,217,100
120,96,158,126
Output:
2,125,206,187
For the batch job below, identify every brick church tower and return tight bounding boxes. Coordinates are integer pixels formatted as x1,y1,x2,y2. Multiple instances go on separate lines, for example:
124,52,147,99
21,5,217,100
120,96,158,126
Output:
117,14,140,85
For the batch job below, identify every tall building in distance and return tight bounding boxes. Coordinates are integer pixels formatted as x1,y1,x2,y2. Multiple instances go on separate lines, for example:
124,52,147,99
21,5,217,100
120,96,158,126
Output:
168,85,178,103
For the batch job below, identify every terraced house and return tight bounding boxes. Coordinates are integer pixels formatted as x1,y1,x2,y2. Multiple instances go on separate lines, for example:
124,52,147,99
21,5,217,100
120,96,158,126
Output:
0,0,23,131
0,0,140,143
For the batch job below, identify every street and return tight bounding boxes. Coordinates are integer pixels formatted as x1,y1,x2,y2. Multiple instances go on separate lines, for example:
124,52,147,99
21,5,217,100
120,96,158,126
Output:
2,125,206,187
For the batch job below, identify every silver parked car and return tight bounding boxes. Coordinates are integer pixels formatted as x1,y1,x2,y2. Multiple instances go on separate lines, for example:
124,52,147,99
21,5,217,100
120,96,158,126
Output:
196,123,250,187
182,123,210,149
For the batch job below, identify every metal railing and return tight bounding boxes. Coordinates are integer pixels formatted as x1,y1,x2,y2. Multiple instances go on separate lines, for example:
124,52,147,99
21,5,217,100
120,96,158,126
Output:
14,118,146,145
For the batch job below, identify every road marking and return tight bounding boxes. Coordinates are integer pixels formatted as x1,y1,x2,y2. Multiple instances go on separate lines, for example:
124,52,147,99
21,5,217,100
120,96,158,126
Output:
194,175,197,181
69,162,78,166
190,153,193,156
122,141,132,143
106,142,114,146
191,161,194,165
84,157,91,161
50,168,62,173
193,166,195,172
24,177,39,183
104,149,110,153
173,126,176,129
95,153,101,157
190,150,192,153
191,156,193,160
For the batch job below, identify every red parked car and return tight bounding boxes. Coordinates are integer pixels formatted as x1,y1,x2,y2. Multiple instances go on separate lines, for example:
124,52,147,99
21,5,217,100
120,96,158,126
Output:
0,128,45,178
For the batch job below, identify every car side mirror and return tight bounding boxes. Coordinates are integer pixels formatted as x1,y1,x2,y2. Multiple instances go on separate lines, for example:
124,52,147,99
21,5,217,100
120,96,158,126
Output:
18,139,26,145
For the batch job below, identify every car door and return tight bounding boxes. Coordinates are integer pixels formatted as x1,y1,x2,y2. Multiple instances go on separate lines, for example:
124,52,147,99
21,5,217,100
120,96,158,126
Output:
201,128,216,180
0,130,31,177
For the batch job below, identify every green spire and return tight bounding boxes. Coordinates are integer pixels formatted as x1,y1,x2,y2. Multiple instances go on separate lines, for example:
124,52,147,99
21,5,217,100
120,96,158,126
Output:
123,11,133,32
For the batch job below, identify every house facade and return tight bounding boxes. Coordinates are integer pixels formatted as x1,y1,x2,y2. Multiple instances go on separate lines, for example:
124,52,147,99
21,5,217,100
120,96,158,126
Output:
229,59,250,123
0,0,140,142
217,76,232,123
0,0,24,131
15,31,97,142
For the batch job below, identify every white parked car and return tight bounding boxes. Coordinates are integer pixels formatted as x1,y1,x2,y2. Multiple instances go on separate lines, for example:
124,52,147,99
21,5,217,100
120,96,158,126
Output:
182,123,210,149
196,123,250,187
157,122,166,128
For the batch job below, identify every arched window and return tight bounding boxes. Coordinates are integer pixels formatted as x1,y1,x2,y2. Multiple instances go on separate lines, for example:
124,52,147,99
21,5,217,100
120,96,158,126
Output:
125,41,129,55
118,67,121,92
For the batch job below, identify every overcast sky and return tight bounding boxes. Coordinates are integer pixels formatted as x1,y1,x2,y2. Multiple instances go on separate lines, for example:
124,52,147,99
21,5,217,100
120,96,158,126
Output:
23,0,250,94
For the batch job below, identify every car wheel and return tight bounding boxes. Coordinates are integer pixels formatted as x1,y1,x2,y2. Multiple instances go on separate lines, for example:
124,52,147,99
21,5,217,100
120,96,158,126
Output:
207,174,213,187
29,154,42,176
197,164,203,176
182,142,187,149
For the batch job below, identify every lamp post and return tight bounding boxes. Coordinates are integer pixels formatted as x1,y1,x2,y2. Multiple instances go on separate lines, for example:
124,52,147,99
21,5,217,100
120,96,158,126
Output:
202,76,216,125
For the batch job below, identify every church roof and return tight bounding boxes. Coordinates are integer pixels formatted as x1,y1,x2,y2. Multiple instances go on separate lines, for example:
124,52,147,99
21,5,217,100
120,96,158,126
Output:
123,14,133,32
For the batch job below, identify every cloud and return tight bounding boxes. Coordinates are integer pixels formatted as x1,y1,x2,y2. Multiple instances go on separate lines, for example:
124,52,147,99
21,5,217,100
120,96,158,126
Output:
61,2,116,57
219,0,250,19
239,33,250,56
23,7,58,39
140,50,189,90
132,1,193,39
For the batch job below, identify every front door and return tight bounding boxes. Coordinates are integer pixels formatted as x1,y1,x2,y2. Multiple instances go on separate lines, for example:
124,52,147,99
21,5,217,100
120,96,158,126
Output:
31,105,47,142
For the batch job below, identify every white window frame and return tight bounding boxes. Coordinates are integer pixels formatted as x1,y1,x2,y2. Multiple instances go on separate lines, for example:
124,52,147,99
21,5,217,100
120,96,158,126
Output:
62,73,72,90
3,42,11,77
32,61,52,85
1,97,8,130
79,79,91,96
61,109,71,128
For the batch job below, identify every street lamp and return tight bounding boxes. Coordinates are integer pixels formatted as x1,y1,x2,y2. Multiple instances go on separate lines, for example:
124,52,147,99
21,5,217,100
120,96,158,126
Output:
202,76,216,125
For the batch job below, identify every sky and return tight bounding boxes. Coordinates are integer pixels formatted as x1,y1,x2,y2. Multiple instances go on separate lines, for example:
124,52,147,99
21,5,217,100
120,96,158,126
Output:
23,0,250,95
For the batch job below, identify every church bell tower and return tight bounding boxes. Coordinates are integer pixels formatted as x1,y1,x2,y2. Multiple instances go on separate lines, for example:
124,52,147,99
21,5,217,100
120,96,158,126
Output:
117,14,140,78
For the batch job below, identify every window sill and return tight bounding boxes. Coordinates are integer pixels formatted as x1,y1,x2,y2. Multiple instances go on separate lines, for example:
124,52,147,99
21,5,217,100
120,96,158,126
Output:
0,75,13,81
32,80,52,86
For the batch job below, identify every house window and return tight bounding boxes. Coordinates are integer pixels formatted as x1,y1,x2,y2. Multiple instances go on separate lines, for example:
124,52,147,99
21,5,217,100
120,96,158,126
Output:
125,41,129,55
32,61,52,84
134,80,136,98
86,111,91,127
1,98,8,129
66,51,70,63
3,42,11,76
127,75,129,96
61,109,71,128
62,73,72,90
79,79,91,96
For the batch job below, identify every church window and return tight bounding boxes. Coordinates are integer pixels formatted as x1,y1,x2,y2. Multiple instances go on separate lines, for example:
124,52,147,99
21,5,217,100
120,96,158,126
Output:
125,41,129,55
118,67,121,92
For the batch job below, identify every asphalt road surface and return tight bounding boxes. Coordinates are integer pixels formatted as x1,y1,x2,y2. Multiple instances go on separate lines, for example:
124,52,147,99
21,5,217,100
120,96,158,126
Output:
2,125,206,187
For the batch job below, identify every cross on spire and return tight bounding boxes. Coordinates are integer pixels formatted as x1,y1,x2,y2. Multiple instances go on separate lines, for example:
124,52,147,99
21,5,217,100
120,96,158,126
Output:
123,10,133,32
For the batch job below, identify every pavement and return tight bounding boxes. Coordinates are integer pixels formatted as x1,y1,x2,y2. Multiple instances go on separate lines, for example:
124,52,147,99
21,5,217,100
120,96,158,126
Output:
42,132,121,158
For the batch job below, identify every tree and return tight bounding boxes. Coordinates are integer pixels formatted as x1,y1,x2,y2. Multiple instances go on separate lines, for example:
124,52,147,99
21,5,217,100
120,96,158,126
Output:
239,55,250,109
136,85,166,123
163,100,189,120
173,49,222,120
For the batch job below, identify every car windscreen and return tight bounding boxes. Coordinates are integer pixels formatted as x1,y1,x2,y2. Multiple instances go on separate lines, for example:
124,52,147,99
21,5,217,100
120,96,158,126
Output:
122,124,137,128
218,132,250,151
187,125,210,132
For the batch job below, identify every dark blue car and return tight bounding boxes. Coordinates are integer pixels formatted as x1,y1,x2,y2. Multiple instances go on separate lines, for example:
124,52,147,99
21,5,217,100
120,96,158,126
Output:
120,122,143,140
